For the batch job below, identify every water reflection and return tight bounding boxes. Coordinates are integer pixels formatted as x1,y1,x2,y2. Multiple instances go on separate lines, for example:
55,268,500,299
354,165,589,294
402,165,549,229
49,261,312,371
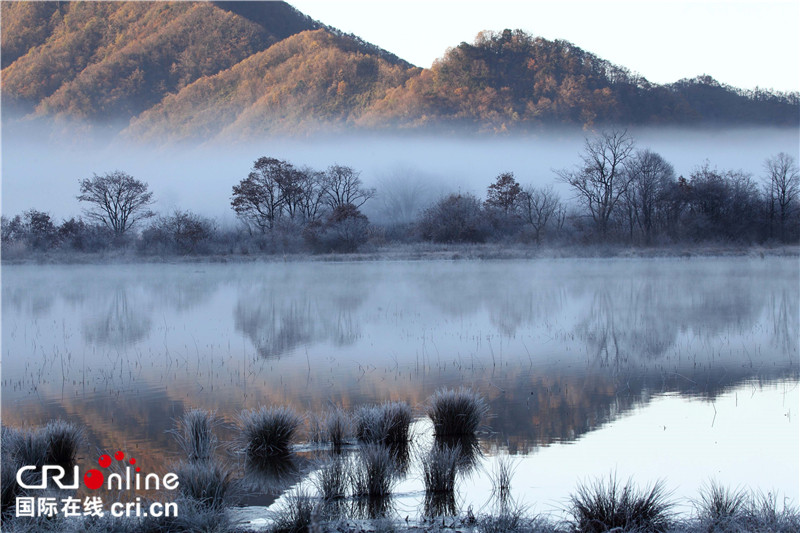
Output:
82,286,152,347
1,258,797,490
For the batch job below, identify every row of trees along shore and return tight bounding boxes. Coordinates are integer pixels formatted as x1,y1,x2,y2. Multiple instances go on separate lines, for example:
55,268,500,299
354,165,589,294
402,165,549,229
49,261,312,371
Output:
2,130,798,257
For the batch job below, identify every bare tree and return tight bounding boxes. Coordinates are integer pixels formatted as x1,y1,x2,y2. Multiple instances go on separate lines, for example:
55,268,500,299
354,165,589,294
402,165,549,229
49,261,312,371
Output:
231,157,290,232
376,166,435,225
623,149,676,244
77,171,155,235
296,167,327,223
556,129,635,236
517,185,561,243
322,165,375,210
763,152,799,241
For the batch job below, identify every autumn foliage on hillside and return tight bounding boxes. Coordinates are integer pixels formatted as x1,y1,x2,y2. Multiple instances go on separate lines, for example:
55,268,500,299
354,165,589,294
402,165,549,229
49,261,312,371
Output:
127,29,419,140
1,1,314,119
2,3,797,138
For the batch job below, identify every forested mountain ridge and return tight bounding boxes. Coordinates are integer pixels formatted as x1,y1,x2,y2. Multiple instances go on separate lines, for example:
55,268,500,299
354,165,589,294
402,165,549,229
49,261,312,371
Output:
2,2,797,140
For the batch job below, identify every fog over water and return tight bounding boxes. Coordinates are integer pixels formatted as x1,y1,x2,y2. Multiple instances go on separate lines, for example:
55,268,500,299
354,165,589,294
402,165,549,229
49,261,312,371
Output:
2,125,798,224
2,258,798,513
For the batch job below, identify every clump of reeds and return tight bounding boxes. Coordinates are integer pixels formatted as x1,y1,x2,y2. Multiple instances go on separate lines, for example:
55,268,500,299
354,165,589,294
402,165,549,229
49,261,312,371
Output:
695,481,747,530
174,409,219,464
175,460,236,510
743,491,800,532
569,474,674,533
42,420,84,468
2,421,84,518
325,407,353,449
491,455,516,505
477,502,539,533
349,444,396,499
5,427,48,470
355,402,412,445
238,406,302,464
313,456,349,501
423,490,458,518
427,388,489,438
270,488,318,533
310,407,353,449
423,444,460,495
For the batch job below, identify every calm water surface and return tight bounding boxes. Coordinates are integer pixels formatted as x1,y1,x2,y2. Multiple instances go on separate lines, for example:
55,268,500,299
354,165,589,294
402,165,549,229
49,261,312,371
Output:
2,257,798,518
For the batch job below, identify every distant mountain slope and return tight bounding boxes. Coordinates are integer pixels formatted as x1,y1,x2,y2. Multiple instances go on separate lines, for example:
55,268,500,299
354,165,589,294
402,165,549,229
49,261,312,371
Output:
126,29,419,140
2,4,797,138
1,1,317,119
357,29,798,132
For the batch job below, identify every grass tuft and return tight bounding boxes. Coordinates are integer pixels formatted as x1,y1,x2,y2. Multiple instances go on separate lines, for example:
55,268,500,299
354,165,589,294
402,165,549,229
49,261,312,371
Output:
695,481,747,531
570,474,674,533
238,406,302,464
743,491,800,533
350,444,397,499
313,455,349,501
270,488,318,533
175,460,236,510
422,444,460,494
427,388,489,438
174,409,219,464
355,402,412,445
491,455,516,505
42,420,84,468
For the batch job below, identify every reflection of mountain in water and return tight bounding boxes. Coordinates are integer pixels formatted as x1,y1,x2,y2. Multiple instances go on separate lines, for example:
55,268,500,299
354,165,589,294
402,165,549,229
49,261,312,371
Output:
2,259,797,478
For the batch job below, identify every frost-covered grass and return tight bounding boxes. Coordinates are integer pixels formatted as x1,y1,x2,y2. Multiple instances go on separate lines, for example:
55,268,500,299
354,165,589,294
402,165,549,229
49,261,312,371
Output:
238,406,303,464
427,388,489,438
174,408,219,464
355,402,413,445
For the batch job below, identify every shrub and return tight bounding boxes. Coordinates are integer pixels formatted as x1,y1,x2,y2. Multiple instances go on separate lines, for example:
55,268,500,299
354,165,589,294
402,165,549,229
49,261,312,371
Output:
417,193,491,243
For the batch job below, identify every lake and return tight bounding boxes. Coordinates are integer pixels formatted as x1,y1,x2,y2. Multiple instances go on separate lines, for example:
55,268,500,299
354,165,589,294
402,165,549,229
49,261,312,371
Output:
2,257,797,520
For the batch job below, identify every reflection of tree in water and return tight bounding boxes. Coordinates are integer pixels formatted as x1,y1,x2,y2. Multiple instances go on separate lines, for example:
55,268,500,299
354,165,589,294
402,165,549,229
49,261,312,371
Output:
234,284,365,358
235,294,317,358
2,284,55,317
82,287,151,348
145,271,220,312
488,287,564,337
575,274,773,365
770,289,799,355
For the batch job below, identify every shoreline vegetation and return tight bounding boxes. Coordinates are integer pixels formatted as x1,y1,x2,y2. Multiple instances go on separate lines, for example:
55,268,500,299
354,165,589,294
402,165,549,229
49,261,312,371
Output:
3,132,799,265
2,392,798,533
2,242,798,266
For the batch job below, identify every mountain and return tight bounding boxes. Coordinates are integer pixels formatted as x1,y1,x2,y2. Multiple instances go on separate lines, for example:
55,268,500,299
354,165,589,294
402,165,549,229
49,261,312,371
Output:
2,2,797,140
0,1,322,120
126,29,418,139
356,29,798,132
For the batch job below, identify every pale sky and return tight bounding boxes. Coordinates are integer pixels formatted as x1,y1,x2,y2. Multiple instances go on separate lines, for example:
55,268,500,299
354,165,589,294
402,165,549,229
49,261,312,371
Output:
289,0,800,93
